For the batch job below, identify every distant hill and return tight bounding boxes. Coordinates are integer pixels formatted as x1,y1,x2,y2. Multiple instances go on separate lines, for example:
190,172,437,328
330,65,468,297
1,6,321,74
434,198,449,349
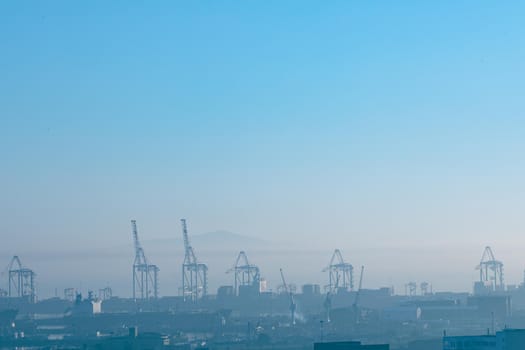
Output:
192,230,267,245
142,230,271,252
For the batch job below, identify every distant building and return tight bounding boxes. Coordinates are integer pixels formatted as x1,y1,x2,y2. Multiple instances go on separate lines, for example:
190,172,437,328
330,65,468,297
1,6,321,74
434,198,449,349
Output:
73,292,102,315
467,295,511,319
217,285,235,299
302,284,321,295
382,305,421,322
443,328,525,350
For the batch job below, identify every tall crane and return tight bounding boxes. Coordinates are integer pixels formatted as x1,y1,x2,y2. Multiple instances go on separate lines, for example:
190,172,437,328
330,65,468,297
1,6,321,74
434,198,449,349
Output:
352,266,364,324
323,249,354,293
227,251,260,296
476,246,504,292
280,268,296,325
8,256,36,303
181,219,208,302
131,220,159,301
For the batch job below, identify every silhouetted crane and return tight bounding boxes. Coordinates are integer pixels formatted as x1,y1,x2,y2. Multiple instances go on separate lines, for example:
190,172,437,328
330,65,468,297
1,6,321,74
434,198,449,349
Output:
280,268,296,325
323,249,353,293
8,256,36,303
131,220,159,301
181,219,208,301
227,251,260,296
476,246,504,291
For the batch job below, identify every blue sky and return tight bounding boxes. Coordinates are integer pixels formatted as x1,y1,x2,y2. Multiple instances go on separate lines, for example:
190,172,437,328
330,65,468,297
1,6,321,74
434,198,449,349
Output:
1,1,525,295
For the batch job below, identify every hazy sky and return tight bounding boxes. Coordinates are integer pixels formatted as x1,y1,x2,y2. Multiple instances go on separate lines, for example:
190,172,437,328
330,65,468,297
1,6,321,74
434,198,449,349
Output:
1,1,525,297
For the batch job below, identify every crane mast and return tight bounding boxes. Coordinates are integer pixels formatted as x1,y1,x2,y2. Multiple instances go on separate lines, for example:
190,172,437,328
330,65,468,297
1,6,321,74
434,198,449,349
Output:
131,220,159,301
181,219,198,265
180,219,208,302
280,268,296,325
132,220,147,265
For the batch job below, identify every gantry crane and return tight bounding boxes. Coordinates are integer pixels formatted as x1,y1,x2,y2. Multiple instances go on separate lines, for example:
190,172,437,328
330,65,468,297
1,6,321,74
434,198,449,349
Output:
227,251,260,296
181,219,208,302
131,220,159,301
8,256,36,303
323,249,354,293
476,246,504,292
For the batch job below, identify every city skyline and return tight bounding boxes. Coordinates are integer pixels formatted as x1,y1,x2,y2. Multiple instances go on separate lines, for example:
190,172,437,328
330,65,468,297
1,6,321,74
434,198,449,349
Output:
2,1,525,297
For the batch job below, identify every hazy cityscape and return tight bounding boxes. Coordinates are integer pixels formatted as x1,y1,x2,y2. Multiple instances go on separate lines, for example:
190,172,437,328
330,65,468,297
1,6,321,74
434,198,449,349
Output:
1,219,525,349
2,1,525,350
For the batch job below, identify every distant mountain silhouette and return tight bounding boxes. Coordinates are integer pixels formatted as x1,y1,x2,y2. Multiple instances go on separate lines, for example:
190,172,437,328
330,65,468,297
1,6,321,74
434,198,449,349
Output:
142,230,270,252
192,230,267,245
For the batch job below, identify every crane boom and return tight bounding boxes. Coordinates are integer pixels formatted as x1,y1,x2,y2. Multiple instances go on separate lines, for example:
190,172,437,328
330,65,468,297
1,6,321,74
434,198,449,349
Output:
181,219,198,264
181,219,191,252
180,219,197,264
131,220,147,265
8,256,22,271
279,268,289,293
131,220,140,257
